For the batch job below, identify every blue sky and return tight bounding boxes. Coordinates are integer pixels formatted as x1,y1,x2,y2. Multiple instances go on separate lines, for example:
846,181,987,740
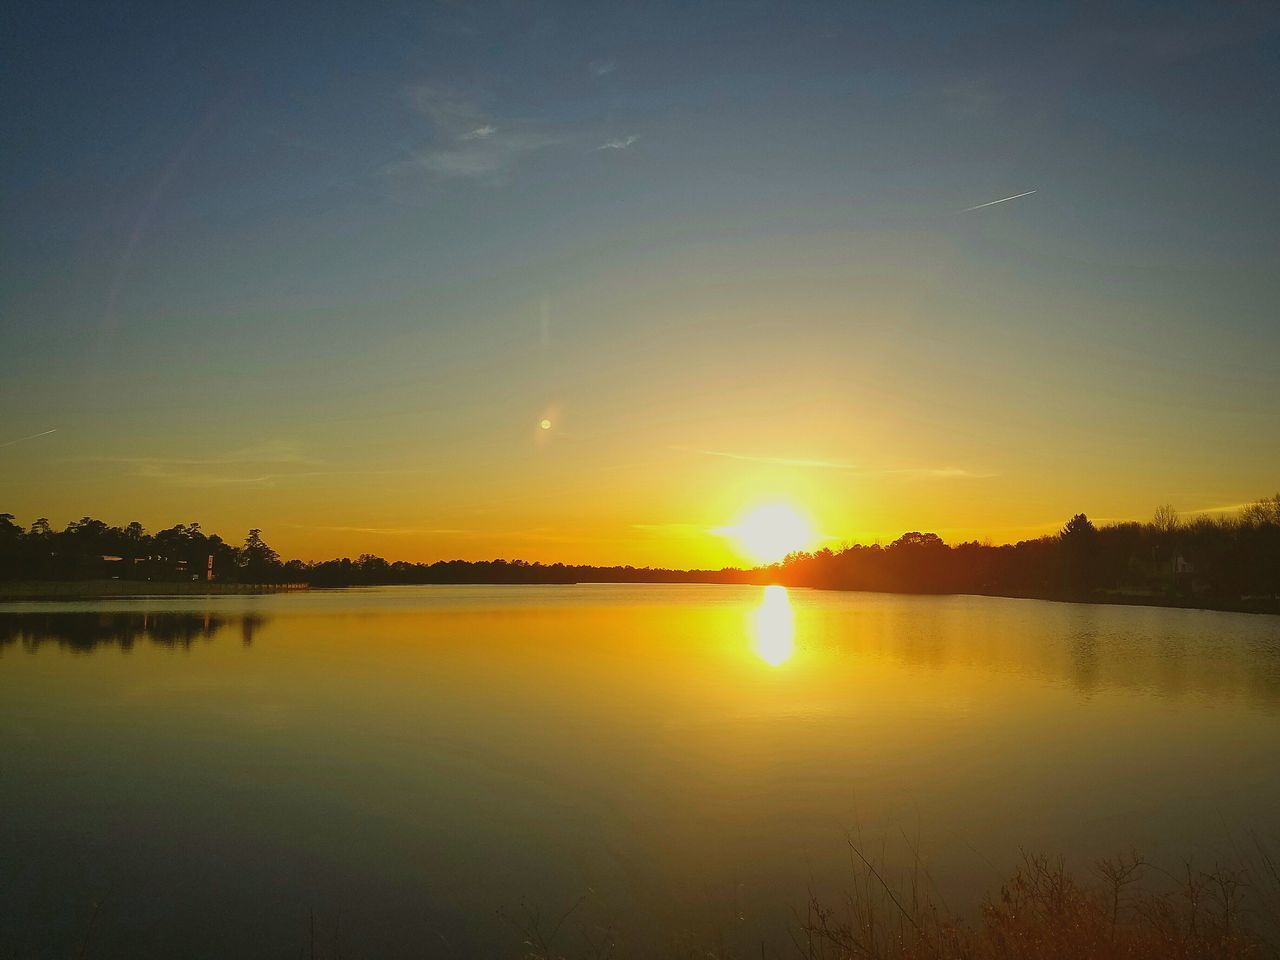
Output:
2,0,1278,562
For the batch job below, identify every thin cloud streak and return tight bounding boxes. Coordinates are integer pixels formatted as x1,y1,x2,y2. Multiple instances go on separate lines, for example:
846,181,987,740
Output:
961,189,1037,212
397,129,558,180
286,524,615,545
884,466,997,480
675,447,994,479
284,523,477,537
68,443,424,488
597,135,639,151
77,448,312,471
631,522,715,534
1184,500,1255,516
75,442,314,467
673,446,860,470
0,428,57,449
128,466,421,488
134,468,282,487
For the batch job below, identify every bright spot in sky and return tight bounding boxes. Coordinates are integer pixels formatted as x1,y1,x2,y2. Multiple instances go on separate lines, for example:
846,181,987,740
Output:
540,419,552,430
752,585,795,666
718,503,818,564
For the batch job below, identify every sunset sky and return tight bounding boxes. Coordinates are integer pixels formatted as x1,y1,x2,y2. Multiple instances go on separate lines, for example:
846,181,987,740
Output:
3,1,1278,566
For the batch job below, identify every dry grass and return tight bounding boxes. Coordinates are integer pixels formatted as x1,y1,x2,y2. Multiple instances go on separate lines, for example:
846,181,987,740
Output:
509,837,1280,960
18,839,1279,959
794,847,1276,960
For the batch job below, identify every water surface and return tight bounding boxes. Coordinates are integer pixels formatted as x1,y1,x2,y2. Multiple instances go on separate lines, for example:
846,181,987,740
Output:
3,585,1279,957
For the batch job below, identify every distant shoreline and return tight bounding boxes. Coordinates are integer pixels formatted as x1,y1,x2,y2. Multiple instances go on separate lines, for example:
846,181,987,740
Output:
0,580,308,601
964,587,1280,617
1,577,1275,616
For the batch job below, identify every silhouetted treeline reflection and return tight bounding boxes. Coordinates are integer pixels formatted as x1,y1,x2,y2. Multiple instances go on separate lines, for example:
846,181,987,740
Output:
0,611,266,652
2,495,1278,611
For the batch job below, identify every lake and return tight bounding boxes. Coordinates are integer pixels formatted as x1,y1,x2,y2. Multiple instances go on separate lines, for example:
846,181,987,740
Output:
2,584,1279,958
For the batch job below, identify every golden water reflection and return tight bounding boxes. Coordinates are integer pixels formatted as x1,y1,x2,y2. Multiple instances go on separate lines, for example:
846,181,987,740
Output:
751,585,795,665
3,585,1280,960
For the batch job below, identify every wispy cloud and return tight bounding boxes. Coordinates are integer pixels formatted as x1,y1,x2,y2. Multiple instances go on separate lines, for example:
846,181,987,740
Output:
0,428,57,449
77,441,314,468
674,446,994,480
388,85,560,183
404,130,557,179
1184,500,1254,516
885,466,997,480
631,521,715,535
458,124,496,141
588,59,617,77
128,465,420,489
407,84,485,129
675,447,860,471
285,523,613,545
70,442,421,488
284,523,475,536
131,466,283,487
596,134,639,151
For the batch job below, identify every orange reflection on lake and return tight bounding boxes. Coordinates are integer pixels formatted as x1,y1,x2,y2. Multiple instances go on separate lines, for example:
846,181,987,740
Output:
751,585,795,666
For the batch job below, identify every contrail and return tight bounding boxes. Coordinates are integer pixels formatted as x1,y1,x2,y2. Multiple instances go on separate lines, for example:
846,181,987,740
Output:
961,189,1037,212
0,428,57,449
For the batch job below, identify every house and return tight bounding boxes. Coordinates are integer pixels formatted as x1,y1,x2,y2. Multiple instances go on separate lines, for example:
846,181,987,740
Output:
1128,549,1195,594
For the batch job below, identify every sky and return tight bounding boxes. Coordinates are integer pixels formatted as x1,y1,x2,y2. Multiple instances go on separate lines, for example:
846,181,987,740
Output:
2,0,1278,567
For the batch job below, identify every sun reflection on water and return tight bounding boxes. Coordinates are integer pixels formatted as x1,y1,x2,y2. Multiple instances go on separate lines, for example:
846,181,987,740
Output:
751,585,795,666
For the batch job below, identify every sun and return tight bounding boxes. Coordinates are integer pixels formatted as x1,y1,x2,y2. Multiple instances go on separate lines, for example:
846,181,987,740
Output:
719,503,818,564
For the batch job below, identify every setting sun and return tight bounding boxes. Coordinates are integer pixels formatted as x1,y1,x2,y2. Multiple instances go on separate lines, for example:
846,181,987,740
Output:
718,503,819,564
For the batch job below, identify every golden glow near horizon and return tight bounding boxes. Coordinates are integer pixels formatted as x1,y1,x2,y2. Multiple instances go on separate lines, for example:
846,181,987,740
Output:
751,585,795,666
716,503,819,564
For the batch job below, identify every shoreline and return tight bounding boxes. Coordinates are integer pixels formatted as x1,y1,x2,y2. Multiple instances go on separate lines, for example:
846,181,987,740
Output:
0,580,308,601
1,577,1275,615
962,586,1280,616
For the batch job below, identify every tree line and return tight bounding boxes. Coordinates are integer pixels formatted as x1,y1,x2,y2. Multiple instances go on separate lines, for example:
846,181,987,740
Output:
2,495,1278,610
0,515,287,583
0,513,740,587
769,497,1280,610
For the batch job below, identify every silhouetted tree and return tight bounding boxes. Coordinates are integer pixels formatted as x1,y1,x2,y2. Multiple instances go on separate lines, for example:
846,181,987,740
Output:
1152,504,1179,536
1057,514,1098,596
240,529,284,582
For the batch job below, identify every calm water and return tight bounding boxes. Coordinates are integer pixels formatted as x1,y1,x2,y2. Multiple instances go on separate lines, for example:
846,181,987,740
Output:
3,584,1279,957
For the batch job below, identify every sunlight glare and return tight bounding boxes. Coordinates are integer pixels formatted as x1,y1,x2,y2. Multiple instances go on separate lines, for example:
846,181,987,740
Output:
751,585,795,666
719,503,818,564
